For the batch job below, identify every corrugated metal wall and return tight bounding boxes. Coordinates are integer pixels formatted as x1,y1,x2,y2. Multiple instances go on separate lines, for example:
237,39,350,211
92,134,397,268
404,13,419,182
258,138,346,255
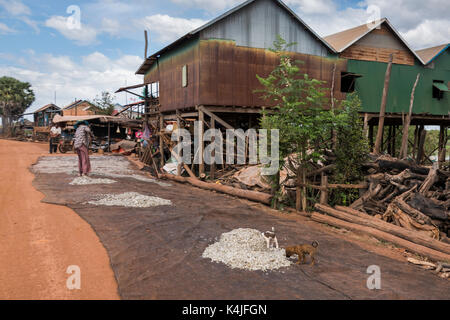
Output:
200,0,329,57
348,48,450,116
145,39,346,112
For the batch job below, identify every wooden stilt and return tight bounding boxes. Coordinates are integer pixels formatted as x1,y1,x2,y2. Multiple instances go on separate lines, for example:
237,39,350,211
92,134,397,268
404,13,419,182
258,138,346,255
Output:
438,125,446,168
417,127,427,165
319,174,328,205
210,115,215,180
198,108,205,177
176,111,181,176
374,54,394,154
363,113,369,138
159,114,164,167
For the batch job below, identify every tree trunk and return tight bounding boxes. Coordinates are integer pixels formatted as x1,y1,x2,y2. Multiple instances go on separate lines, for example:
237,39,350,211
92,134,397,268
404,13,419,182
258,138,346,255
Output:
374,54,394,154
310,211,450,262
399,73,420,159
160,173,272,205
319,204,450,255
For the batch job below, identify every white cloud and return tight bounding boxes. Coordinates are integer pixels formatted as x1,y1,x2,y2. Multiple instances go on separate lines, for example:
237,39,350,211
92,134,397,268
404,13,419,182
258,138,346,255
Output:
0,22,16,34
287,0,449,49
0,51,142,113
0,0,39,33
403,19,450,49
285,0,336,15
45,16,98,46
0,0,31,16
169,0,244,13
138,14,207,43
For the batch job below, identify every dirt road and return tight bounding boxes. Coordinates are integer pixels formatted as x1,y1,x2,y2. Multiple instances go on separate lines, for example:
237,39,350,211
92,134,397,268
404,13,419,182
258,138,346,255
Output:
0,139,119,299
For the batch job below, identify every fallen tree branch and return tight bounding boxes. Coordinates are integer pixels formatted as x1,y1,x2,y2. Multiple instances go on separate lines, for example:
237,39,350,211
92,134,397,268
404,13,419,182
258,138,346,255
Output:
160,173,272,205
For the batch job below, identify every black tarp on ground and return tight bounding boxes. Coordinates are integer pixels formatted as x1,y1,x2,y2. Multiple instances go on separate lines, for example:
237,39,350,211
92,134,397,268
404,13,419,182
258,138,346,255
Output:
32,157,450,300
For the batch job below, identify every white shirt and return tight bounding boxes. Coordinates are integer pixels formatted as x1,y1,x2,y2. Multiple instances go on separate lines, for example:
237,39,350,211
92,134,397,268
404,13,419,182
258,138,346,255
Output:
50,126,61,135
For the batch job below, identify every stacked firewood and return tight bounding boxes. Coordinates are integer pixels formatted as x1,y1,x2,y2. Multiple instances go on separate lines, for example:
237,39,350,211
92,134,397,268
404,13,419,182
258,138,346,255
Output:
352,155,449,239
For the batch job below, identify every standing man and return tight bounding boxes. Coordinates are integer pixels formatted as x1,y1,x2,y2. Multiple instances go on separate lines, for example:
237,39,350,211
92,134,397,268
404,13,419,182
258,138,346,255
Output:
74,121,94,176
49,122,61,154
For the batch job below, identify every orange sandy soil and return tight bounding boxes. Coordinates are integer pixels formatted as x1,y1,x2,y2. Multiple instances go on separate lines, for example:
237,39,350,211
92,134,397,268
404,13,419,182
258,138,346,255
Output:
0,139,119,299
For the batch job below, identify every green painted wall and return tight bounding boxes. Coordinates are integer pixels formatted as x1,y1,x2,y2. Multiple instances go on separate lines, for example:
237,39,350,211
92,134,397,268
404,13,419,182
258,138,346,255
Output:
348,49,450,115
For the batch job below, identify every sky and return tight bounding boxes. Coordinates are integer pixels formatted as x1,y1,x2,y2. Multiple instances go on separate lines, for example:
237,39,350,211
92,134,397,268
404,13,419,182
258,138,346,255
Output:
0,0,448,115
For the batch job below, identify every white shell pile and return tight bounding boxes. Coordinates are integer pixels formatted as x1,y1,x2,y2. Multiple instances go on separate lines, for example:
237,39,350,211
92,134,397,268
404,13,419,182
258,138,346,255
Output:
202,228,291,271
87,192,172,208
32,156,171,187
69,176,117,185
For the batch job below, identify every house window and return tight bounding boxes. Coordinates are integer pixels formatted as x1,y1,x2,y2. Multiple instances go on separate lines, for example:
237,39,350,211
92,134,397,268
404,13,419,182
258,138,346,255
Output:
340,72,362,93
182,65,188,87
432,80,447,100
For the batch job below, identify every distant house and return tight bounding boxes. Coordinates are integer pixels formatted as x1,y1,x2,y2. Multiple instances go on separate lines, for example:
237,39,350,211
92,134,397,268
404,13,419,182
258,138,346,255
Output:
33,104,62,127
62,100,102,116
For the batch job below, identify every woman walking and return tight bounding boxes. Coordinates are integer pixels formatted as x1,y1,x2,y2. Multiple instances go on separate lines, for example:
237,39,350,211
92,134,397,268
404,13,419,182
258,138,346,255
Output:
74,121,94,176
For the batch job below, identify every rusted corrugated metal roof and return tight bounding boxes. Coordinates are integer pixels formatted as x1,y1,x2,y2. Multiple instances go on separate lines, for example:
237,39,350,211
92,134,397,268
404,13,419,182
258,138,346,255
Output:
324,18,426,65
416,43,449,65
34,104,60,113
136,0,336,75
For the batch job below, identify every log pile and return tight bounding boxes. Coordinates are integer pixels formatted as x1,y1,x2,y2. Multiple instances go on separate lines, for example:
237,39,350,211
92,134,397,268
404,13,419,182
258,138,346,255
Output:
354,155,450,239
313,204,450,264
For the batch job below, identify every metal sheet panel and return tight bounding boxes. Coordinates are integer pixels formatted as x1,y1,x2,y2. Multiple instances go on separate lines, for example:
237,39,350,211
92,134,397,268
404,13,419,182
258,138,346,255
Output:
347,49,450,116
198,40,347,108
200,0,328,57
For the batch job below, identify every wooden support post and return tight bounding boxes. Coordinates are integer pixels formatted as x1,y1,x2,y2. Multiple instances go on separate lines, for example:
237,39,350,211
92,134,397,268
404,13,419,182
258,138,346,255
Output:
159,114,164,167
399,73,420,159
363,113,369,138
413,125,419,158
319,174,328,205
387,125,392,155
417,127,427,165
374,54,394,154
438,125,446,168
369,125,374,149
176,111,181,176
107,122,111,153
210,115,215,180
392,125,396,156
198,108,205,177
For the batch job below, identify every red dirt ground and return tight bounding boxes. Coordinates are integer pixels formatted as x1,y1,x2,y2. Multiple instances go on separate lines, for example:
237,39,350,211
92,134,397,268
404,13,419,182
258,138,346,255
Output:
0,139,119,299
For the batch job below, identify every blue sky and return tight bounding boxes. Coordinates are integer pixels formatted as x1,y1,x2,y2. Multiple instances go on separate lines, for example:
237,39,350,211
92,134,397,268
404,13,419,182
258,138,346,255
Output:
0,0,448,115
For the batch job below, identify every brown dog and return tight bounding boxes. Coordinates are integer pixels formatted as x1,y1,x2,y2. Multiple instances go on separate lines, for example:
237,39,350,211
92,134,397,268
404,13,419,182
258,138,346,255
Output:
285,241,319,266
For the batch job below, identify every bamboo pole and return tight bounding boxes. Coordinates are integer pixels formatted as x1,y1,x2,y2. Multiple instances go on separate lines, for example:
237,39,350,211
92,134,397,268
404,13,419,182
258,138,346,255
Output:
373,54,394,154
399,73,420,159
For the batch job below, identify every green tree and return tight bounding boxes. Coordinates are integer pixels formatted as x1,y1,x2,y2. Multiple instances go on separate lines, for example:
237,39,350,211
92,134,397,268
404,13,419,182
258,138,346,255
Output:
256,36,369,209
334,93,369,183
91,91,116,115
0,76,35,134
256,36,334,207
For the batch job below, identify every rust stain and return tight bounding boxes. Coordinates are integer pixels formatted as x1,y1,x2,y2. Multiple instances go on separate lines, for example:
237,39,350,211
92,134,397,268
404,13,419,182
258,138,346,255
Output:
146,39,347,113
